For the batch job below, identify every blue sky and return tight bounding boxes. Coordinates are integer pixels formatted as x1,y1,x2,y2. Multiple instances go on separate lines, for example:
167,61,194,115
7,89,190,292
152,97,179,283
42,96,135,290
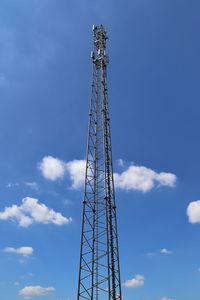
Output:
0,0,200,300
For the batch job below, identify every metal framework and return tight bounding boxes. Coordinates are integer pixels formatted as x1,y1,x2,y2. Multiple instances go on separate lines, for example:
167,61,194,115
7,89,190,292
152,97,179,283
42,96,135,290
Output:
77,25,122,300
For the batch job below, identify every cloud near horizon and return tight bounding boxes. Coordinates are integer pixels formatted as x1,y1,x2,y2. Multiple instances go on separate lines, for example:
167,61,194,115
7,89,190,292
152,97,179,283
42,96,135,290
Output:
39,156,177,192
0,197,72,227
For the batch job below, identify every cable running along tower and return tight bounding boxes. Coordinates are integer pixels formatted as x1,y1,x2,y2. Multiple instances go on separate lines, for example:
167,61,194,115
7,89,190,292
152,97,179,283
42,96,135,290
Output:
77,25,122,300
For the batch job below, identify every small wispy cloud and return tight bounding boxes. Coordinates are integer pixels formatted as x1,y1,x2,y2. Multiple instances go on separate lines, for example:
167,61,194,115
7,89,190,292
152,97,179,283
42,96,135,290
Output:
62,199,72,206
160,248,173,255
6,182,39,191
19,285,55,298
160,297,174,300
6,182,19,188
123,274,145,288
117,158,125,167
20,273,35,280
146,252,157,257
3,246,33,257
146,248,173,257
25,182,39,191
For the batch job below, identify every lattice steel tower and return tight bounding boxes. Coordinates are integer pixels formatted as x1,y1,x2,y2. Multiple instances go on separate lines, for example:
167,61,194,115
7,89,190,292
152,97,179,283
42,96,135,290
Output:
77,25,122,300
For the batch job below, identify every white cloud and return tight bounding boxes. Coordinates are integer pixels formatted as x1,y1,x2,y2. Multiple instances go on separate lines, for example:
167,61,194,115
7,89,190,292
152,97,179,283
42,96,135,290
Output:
3,246,33,256
38,156,176,193
64,160,176,192
25,182,38,190
38,156,85,188
123,274,145,288
38,156,65,181
19,285,55,297
160,248,173,255
160,297,174,300
114,165,176,192
147,248,173,256
66,160,86,189
0,197,72,227
187,200,200,223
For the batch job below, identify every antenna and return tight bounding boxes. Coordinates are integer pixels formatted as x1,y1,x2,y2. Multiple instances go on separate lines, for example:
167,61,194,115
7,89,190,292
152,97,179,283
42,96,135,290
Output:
77,25,122,300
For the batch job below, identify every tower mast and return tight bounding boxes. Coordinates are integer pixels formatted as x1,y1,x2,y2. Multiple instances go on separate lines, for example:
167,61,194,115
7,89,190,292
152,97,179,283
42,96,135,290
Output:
77,25,122,300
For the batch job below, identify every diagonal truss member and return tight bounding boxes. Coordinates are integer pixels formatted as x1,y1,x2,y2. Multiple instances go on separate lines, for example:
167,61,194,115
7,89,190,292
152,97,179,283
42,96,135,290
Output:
77,25,122,300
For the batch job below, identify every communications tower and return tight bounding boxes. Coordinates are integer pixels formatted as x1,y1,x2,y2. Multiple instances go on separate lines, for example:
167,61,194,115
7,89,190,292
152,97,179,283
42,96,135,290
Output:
77,25,122,300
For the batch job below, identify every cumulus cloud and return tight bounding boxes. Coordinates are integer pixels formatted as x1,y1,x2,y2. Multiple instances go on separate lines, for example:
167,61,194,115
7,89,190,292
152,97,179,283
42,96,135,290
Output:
3,246,33,256
123,274,145,288
160,248,173,255
187,200,200,223
38,156,65,181
114,165,176,192
0,197,72,227
19,285,55,297
66,160,86,189
38,156,86,188
70,161,176,192
39,156,176,192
